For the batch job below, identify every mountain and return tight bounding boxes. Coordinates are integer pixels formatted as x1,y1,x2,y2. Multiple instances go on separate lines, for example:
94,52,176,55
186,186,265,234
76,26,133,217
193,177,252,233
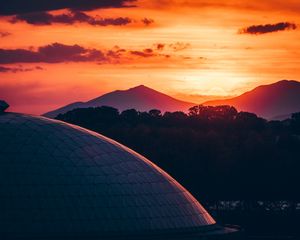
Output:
203,80,300,119
271,113,293,121
43,85,196,118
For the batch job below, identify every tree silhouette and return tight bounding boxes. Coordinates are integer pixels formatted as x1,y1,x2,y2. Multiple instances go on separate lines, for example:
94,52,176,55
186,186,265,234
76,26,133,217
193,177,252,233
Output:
56,105,300,201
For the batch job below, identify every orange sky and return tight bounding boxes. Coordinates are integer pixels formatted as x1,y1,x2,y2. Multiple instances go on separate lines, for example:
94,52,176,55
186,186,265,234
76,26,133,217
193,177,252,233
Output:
0,0,299,114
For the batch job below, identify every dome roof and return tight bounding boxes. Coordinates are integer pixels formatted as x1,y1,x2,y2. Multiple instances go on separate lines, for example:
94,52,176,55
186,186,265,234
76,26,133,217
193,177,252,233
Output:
0,112,217,239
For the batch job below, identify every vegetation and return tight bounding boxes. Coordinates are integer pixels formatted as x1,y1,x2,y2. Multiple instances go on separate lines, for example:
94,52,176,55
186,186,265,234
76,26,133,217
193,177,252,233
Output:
56,105,300,201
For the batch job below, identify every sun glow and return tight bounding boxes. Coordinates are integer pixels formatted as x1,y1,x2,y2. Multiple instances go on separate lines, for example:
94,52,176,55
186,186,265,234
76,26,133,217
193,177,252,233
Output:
0,0,300,114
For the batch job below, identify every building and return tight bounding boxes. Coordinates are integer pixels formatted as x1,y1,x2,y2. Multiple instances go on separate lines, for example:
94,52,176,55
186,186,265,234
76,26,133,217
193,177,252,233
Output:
0,101,238,239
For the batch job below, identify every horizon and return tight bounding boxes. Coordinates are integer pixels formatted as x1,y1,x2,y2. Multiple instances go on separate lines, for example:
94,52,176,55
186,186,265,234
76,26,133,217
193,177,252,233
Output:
1,0,300,115
0,2,300,239
5,79,300,116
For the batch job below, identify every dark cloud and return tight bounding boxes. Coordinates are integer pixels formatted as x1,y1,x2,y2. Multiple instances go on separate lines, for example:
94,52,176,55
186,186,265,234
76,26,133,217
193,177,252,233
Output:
141,18,154,26
106,47,126,59
0,0,135,16
35,66,44,70
0,42,188,65
0,43,106,64
11,11,132,26
0,65,43,73
153,42,190,52
130,50,154,58
129,48,171,58
130,48,157,58
154,43,165,51
239,22,297,35
0,31,11,37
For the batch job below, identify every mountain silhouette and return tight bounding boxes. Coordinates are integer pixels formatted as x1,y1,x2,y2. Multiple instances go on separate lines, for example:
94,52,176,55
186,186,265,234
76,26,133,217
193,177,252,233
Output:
203,80,300,119
44,85,196,118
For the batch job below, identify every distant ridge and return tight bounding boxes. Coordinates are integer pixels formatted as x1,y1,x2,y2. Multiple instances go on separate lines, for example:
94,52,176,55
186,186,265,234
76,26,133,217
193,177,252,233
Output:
203,80,300,119
43,85,196,118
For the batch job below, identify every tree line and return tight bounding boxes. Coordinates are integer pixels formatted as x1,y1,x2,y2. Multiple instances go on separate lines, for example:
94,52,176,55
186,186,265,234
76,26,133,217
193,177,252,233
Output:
56,105,300,201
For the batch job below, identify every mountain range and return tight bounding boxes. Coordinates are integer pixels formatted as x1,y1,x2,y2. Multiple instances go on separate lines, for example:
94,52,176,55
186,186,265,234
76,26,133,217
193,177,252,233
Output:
44,85,196,118
203,80,300,119
44,80,300,120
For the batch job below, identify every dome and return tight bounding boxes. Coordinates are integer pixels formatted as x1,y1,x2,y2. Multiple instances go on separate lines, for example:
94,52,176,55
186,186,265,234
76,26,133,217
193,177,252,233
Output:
0,111,223,239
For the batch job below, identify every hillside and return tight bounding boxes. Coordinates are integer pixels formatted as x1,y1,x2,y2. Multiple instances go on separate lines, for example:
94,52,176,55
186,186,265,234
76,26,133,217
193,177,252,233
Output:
204,80,300,119
44,85,196,118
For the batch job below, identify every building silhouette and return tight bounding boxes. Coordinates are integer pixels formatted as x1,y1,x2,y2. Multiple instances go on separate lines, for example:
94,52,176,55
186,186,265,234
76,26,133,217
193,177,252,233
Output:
0,101,238,239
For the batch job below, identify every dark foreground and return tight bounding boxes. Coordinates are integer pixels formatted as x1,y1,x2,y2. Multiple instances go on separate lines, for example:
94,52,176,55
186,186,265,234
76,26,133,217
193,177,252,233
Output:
206,201,300,240
55,107,300,240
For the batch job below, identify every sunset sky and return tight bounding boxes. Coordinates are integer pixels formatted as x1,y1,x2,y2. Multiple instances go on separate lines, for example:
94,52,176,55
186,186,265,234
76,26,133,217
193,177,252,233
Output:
0,0,300,114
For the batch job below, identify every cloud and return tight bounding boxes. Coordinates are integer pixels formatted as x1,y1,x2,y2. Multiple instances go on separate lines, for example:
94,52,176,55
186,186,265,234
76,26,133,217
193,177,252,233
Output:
0,42,190,65
154,43,165,51
153,42,190,52
0,0,135,15
0,31,11,37
0,43,106,64
11,11,132,26
130,48,155,57
141,18,154,26
239,22,297,35
129,47,172,58
0,65,44,73
169,42,191,51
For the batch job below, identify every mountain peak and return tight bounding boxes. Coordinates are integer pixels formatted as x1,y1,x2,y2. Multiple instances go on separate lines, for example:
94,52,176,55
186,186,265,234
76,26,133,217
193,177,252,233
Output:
265,79,299,86
128,85,153,91
277,79,298,84
204,80,300,119
43,85,196,118
134,84,147,89
275,79,300,86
